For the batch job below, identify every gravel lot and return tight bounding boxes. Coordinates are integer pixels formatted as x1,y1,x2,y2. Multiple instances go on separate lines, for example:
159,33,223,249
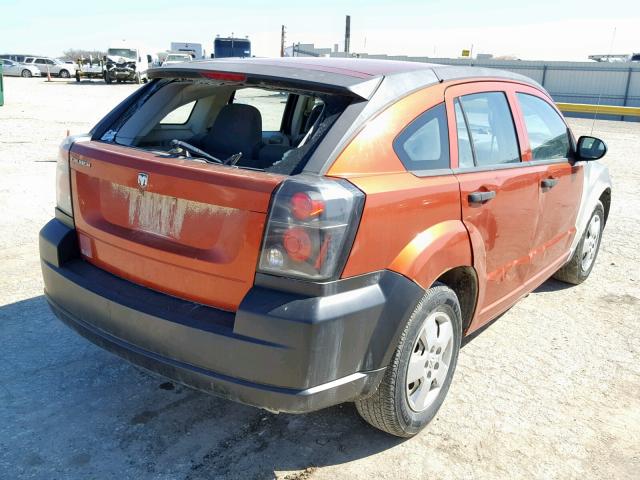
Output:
0,77,638,480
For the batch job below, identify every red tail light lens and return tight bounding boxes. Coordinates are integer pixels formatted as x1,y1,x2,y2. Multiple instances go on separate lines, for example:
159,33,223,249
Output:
56,135,80,218
290,192,324,220
258,176,364,281
283,227,313,262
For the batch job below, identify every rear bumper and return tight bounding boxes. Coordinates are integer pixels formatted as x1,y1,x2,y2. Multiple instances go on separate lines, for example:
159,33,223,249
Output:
39,219,424,413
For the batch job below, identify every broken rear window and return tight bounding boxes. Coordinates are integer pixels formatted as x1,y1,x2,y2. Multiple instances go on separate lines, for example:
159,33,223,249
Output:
100,79,352,175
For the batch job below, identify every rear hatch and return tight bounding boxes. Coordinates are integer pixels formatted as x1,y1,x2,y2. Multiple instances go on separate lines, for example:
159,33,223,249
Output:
70,61,384,311
70,140,283,311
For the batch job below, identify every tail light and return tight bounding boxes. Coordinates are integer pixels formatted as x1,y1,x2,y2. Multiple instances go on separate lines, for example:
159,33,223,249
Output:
258,176,365,281
56,136,75,217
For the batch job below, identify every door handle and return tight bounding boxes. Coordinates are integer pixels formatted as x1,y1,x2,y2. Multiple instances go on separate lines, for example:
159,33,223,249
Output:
541,178,558,190
468,190,496,205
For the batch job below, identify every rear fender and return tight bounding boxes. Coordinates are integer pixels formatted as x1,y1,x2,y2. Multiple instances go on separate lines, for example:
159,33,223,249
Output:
388,220,473,291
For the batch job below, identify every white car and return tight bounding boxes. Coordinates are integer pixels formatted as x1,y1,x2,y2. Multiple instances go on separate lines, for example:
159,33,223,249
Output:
0,59,41,77
22,57,76,78
162,53,192,66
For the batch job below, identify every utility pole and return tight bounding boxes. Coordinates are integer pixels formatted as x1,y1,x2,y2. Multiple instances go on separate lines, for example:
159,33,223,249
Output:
280,25,286,57
345,15,351,54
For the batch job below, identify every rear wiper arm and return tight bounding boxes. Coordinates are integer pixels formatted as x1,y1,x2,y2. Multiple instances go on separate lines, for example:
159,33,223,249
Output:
170,139,223,164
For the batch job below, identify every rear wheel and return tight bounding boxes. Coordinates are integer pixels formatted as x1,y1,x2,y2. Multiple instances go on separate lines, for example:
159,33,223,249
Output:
553,201,604,285
355,284,462,437
21,69,32,78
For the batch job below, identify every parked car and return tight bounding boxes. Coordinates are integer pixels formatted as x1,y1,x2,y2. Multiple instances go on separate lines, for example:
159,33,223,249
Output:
40,58,611,437
23,56,76,78
0,53,35,63
0,59,41,77
161,52,192,66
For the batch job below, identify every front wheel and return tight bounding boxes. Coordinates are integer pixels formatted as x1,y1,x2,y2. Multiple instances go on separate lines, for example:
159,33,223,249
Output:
21,69,32,78
356,284,462,437
135,72,141,84
59,69,70,78
553,201,605,285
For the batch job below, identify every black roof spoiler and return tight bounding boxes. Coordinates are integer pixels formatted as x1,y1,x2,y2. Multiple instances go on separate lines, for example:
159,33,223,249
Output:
148,62,383,100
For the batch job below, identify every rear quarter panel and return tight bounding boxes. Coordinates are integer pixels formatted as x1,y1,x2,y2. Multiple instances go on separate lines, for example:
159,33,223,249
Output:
328,82,473,291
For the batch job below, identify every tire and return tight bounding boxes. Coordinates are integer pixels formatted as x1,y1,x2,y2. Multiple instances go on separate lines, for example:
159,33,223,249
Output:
75,71,81,82
104,71,112,84
59,69,70,78
553,201,605,285
356,284,462,437
135,72,142,84
21,69,32,78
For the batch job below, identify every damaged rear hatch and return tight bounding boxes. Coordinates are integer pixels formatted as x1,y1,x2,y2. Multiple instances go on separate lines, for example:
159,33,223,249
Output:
68,61,381,311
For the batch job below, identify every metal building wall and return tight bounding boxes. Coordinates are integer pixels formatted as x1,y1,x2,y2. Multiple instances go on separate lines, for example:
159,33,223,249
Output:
354,54,640,121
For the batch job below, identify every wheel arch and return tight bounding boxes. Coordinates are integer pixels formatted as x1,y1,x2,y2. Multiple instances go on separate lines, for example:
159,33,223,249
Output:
432,266,478,334
600,187,611,225
570,161,612,256
388,220,473,293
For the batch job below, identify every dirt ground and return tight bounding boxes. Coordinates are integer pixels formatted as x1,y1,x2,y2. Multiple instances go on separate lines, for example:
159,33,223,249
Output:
0,76,638,480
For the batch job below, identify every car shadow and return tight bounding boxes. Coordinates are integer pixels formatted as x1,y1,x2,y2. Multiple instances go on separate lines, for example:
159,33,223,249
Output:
1,296,404,479
461,277,574,347
533,278,574,293
2,277,575,476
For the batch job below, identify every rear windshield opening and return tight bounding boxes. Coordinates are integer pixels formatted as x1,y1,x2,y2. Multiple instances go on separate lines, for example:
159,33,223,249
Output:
102,79,353,175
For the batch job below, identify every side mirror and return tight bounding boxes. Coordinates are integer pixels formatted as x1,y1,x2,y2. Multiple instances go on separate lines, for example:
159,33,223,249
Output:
577,136,607,161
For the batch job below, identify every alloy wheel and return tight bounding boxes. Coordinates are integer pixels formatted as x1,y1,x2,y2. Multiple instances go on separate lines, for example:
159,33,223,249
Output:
406,310,454,412
581,214,601,272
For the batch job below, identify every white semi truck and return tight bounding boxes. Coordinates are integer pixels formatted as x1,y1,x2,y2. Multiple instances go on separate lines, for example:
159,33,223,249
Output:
170,42,204,60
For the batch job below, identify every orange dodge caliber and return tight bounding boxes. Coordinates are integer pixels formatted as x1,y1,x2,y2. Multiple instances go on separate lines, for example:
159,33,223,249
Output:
40,58,611,437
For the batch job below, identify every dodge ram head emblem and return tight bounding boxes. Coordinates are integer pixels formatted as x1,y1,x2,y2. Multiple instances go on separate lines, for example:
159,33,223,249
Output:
137,172,149,190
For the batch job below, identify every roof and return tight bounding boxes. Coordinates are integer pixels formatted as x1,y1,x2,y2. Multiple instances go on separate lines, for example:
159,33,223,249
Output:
149,57,543,100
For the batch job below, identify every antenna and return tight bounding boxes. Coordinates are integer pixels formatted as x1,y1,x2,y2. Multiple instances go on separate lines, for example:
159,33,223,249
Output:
590,27,617,135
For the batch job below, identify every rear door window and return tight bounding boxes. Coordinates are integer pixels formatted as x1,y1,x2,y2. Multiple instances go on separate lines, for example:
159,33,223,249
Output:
393,102,450,173
454,99,475,168
516,93,570,160
458,92,520,167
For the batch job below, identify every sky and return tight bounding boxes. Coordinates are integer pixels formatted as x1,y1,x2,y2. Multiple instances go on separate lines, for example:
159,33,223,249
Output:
1,0,639,61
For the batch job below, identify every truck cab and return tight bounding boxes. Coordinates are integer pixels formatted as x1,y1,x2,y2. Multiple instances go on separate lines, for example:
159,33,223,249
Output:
103,45,153,84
